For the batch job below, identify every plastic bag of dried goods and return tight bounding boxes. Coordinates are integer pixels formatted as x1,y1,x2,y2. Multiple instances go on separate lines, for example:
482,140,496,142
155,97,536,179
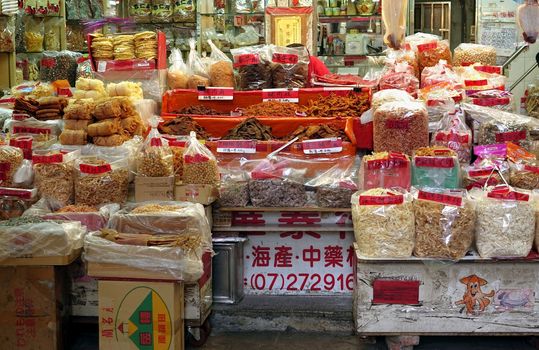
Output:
218,165,250,207
386,47,419,78
187,38,210,89
0,145,23,187
269,44,309,89
472,186,535,258
453,43,497,66
379,61,419,97
207,39,235,88
406,33,452,73
468,89,514,112
412,146,460,189
32,149,80,209
167,48,189,89
382,0,408,50
0,218,86,261
463,154,509,190
351,188,415,258
373,101,429,155
454,65,507,93
371,89,414,114
412,188,475,260
420,60,459,88
509,160,539,190
517,0,539,44
431,110,472,164
231,44,272,91
137,117,174,177
182,131,219,185
360,152,411,190
75,156,129,207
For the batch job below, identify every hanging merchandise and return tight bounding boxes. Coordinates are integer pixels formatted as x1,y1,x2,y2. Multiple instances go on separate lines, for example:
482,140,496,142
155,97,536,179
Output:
129,0,152,23
0,16,14,52
152,0,174,23
167,48,189,89
44,17,62,51
187,38,210,89
517,0,539,44
382,0,407,50
174,0,195,22
23,16,44,52
207,39,235,88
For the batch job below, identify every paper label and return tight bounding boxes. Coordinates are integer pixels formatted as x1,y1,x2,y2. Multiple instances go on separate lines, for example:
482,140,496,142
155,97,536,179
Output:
150,137,163,147
184,154,210,164
217,140,257,153
417,41,438,52
487,189,529,202
12,113,30,121
97,61,107,73
472,97,511,107
198,87,234,101
9,137,33,149
262,88,300,103
474,65,502,74
434,131,470,143
12,126,51,134
524,165,539,174
385,119,410,129
359,194,404,206
79,163,112,174
302,138,343,154
414,156,455,168
234,54,260,67
272,53,299,64
372,279,420,305
366,157,408,170
32,153,63,164
0,187,34,199
468,168,494,177
418,190,463,206
465,79,489,87
495,130,526,143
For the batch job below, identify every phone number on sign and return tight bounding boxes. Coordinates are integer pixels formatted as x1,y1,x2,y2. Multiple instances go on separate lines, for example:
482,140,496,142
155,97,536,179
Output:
247,273,354,291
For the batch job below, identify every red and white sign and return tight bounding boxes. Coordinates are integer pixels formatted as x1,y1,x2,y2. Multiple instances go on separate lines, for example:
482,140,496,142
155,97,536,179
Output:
198,87,234,101
217,140,257,154
262,88,299,103
302,138,343,154
231,211,353,227
244,231,355,295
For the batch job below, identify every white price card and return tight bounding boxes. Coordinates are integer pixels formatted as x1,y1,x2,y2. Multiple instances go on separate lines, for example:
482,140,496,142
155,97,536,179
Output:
302,138,343,154
217,140,257,154
262,88,299,103
97,61,107,73
198,87,234,101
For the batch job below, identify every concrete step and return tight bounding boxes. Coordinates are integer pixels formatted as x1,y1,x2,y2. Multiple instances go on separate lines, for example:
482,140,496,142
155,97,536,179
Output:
211,295,354,334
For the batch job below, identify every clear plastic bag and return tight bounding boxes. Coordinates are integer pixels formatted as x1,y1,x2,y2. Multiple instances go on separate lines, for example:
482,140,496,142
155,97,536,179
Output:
517,0,539,44
129,0,152,23
412,146,460,189
152,0,174,23
167,48,189,89
406,33,452,73
0,218,86,260
379,61,419,96
182,131,220,185
270,44,309,89
472,186,535,258
0,145,23,187
509,161,539,190
382,0,407,50
32,149,80,209
218,167,250,207
431,110,472,164
23,16,44,52
75,156,129,206
360,152,411,190
420,60,458,88
0,16,15,52
468,89,513,112
413,188,475,260
371,89,414,113
108,201,212,245
173,0,196,22
40,51,82,86
231,44,272,91
187,38,210,89
453,43,497,66
137,117,174,177
454,65,507,93
373,101,429,155
386,48,419,78
207,39,235,88
44,17,62,51
351,188,415,258
463,156,509,190
83,230,204,282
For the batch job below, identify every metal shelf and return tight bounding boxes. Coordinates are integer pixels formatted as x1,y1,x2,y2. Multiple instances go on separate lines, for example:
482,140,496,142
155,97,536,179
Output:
318,15,381,23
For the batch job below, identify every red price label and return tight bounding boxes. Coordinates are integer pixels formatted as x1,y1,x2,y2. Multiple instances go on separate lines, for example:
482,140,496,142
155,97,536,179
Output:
234,54,260,67
12,113,30,121
150,137,163,147
465,79,488,87
12,126,51,135
33,153,63,164
417,41,438,52
524,164,539,174
184,154,210,164
495,130,526,142
414,156,455,168
198,87,234,101
302,138,343,154
418,190,463,206
359,195,404,206
488,190,530,202
434,131,470,143
217,140,257,154
262,88,299,103
468,168,494,177
0,163,11,172
472,97,511,107
79,163,112,174
0,188,34,199
474,65,502,74
10,137,33,149
385,119,410,129
272,53,299,64
366,157,408,170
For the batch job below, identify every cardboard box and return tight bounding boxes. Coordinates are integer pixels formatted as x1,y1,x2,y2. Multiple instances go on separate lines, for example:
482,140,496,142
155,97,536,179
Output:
174,184,218,205
68,260,98,317
135,176,175,202
0,266,67,349
185,252,212,326
99,280,184,350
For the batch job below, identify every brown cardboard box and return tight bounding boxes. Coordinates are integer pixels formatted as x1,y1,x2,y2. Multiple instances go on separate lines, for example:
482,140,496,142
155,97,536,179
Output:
174,184,218,205
135,176,175,202
99,280,184,350
185,252,212,326
0,266,67,350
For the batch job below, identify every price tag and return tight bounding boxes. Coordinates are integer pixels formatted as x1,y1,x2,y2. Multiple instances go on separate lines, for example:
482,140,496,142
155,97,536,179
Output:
217,140,257,154
464,79,488,87
488,189,530,202
302,138,343,154
418,190,463,206
524,165,539,174
0,187,35,199
495,130,526,143
272,53,299,64
198,87,234,101
417,41,438,52
33,153,63,164
234,54,260,67
80,163,112,174
12,126,51,135
472,97,511,107
97,61,107,73
468,168,494,177
359,194,404,206
385,119,411,129
474,65,502,74
262,88,299,103
434,131,470,143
